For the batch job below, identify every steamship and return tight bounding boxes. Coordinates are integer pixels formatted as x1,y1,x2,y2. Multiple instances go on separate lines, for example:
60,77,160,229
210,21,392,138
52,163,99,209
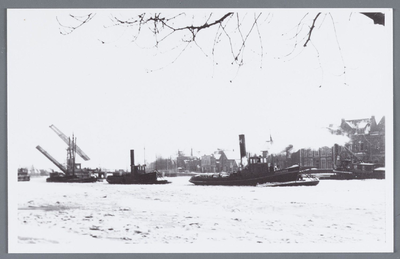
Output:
189,135,307,186
106,150,170,185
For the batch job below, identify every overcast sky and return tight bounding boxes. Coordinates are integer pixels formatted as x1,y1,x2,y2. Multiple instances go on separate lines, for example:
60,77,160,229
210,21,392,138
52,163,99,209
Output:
7,9,392,171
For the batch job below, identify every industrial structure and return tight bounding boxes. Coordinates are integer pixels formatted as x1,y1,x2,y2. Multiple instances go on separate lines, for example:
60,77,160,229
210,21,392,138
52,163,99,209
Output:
264,116,385,179
36,125,104,182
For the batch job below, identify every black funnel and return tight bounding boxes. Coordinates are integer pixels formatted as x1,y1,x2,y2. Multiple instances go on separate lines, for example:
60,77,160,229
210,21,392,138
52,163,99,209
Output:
239,134,246,158
130,150,135,174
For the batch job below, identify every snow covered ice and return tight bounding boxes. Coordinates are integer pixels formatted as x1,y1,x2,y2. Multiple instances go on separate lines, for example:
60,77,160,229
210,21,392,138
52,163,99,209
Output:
13,176,389,253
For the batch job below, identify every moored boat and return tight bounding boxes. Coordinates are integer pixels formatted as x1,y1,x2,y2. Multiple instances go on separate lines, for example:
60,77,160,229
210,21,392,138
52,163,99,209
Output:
326,144,385,180
18,168,30,181
300,161,385,180
334,162,385,179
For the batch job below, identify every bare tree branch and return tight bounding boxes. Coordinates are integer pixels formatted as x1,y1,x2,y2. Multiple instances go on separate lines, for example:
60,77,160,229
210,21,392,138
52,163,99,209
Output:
171,12,234,39
280,13,310,59
329,13,348,85
56,10,384,83
304,12,321,47
254,13,264,69
234,13,262,66
57,13,95,35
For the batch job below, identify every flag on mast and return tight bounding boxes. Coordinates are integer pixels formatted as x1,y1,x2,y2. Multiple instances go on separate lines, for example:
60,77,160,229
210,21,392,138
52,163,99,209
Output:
266,134,273,144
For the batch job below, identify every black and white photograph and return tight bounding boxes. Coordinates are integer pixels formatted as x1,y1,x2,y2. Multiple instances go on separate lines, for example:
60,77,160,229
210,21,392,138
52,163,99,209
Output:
7,8,393,253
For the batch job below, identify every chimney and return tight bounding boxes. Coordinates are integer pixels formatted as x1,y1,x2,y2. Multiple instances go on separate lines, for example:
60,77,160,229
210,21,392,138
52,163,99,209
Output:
130,150,135,174
239,134,246,158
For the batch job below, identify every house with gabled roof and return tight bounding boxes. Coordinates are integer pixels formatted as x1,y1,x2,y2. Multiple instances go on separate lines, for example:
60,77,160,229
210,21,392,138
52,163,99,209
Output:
339,115,385,164
340,116,380,135
268,115,385,169
201,154,216,173
201,149,238,173
214,149,238,173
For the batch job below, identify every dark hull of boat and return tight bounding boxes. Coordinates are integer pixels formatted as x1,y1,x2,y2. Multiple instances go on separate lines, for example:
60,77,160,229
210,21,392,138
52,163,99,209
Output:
302,168,385,180
331,170,385,180
18,176,30,181
46,176,97,183
106,172,170,185
189,170,299,186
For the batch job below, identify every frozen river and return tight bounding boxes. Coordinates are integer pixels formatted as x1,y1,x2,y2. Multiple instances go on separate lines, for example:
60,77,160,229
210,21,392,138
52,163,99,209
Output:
12,176,390,253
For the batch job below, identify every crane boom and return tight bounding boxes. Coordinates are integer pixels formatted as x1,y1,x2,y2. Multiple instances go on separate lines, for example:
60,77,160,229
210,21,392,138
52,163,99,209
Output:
343,145,361,162
49,124,90,161
36,145,67,173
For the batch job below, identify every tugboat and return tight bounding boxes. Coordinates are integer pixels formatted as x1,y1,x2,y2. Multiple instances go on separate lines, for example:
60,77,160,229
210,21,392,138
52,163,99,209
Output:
189,134,300,186
106,150,170,185
17,168,30,181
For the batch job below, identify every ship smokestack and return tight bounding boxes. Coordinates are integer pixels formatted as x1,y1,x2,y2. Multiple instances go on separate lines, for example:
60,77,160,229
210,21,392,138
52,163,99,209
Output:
239,134,246,158
130,150,135,174
239,134,246,168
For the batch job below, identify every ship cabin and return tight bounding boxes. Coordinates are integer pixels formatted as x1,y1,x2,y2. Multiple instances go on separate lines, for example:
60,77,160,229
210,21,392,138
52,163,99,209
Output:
68,163,93,178
352,162,378,174
245,156,270,175
18,168,29,175
133,165,146,175
339,160,380,174
18,168,30,181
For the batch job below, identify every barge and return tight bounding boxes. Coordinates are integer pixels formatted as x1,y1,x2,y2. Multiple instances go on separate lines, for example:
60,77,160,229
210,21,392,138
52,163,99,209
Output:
36,125,102,183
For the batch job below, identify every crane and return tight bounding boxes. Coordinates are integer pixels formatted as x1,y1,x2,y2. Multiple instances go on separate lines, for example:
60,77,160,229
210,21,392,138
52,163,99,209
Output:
49,124,90,161
36,145,67,173
342,145,362,163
